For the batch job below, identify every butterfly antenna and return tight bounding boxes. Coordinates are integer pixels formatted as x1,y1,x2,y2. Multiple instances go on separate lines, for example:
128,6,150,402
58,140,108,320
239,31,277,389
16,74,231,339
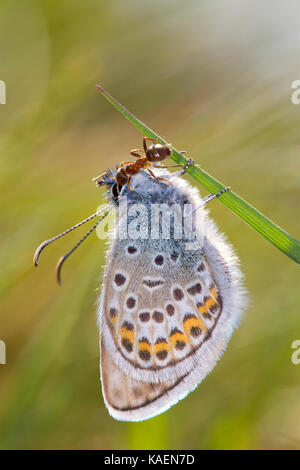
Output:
56,204,113,285
33,204,113,267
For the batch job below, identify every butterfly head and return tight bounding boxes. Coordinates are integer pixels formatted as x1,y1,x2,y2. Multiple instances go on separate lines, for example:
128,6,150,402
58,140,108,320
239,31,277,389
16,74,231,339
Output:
95,168,122,202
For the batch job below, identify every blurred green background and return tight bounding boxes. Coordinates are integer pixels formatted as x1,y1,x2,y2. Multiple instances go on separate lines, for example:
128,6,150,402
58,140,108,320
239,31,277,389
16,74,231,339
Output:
0,0,300,450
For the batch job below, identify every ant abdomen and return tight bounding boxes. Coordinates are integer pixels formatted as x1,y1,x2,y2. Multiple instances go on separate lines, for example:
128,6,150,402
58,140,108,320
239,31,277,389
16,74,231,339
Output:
146,144,171,162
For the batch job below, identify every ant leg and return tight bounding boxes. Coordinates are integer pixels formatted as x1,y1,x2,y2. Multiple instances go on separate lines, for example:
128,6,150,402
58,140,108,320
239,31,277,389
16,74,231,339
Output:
119,161,135,167
147,163,183,169
150,159,201,173
146,159,200,180
146,167,173,186
130,150,144,158
143,137,160,152
145,167,157,179
155,176,173,186
126,176,132,190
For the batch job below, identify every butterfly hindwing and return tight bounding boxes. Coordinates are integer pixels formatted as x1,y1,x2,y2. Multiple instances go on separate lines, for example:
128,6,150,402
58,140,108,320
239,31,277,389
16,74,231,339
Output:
100,228,244,420
102,236,220,372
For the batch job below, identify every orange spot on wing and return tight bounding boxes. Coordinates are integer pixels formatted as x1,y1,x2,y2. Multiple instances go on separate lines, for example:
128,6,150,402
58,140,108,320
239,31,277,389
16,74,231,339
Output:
205,296,218,312
154,342,170,354
197,303,207,315
169,331,188,348
120,327,134,343
210,285,218,299
138,341,152,353
183,316,206,334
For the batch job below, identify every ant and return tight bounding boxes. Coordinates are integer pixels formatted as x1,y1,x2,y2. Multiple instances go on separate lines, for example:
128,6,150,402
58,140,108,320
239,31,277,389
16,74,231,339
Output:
93,137,188,192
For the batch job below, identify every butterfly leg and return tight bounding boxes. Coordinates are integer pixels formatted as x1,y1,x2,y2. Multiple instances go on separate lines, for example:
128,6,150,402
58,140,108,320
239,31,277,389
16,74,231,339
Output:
185,186,231,218
202,187,231,206
170,158,196,177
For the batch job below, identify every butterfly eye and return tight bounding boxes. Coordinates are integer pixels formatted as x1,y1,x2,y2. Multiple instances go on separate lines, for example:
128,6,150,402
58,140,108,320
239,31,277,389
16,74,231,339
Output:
111,182,120,199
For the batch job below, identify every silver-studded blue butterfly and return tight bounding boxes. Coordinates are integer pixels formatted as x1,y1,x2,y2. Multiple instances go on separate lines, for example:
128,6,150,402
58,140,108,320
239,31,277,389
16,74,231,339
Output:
33,138,247,422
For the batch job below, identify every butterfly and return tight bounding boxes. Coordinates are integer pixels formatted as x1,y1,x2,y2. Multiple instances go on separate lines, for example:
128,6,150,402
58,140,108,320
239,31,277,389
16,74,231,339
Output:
33,139,246,422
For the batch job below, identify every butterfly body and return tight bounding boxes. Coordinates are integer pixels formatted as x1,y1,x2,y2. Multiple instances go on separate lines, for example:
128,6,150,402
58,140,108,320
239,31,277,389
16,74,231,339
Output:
98,168,246,421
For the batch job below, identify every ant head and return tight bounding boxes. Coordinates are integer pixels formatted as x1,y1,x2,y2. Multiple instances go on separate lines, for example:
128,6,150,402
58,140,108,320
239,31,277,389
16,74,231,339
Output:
115,167,128,186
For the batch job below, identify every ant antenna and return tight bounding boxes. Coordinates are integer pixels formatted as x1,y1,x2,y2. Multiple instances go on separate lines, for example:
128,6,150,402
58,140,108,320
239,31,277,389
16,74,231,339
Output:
55,204,113,284
33,204,113,267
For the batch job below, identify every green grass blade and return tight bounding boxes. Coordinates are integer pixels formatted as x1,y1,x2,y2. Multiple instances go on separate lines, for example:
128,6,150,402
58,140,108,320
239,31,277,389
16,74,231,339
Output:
96,85,300,264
